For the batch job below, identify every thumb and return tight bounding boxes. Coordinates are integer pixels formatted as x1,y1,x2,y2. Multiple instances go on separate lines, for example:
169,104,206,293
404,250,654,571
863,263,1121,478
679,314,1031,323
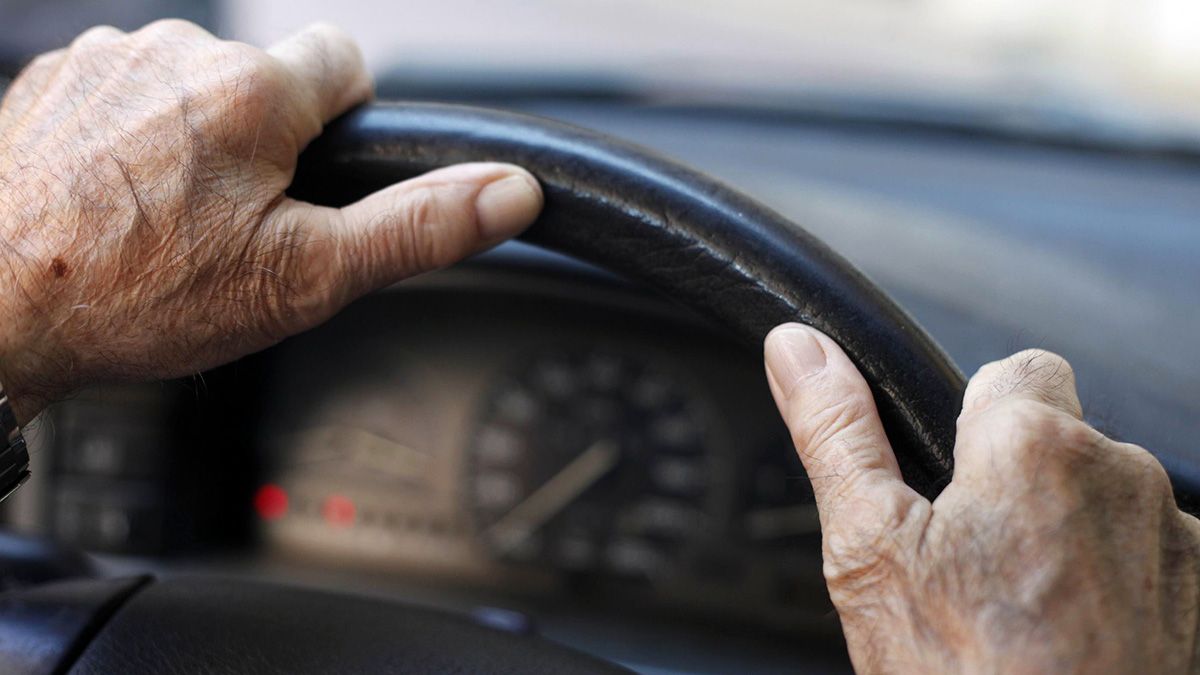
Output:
764,323,920,526
259,162,541,336
273,161,542,305
331,162,542,294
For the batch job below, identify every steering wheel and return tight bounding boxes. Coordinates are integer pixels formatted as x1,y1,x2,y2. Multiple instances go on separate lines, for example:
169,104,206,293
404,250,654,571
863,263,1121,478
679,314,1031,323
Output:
0,103,964,674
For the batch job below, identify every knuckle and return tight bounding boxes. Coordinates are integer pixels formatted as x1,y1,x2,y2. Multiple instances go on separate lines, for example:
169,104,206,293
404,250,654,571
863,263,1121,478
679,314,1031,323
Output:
1016,350,1078,403
292,23,359,66
1110,441,1173,493
966,397,1048,438
203,46,288,122
966,349,1077,411
303,21,354,43
1009,348,1074,377
22,51,63,75
959,397,1100,474
222,41,276,71
214,42,282,85
823,539,892,595
295,240,345,312
137,18,209,41
1055,414,1101,453
27,52,56,69
125,20,214,67
822,491,924,593
967,357,1006,386
797,386,877,451
1009,401,1069,452
399,190,443,269
297,23,342,55
284,24,369,107
69,25,123,50
395,187,472,271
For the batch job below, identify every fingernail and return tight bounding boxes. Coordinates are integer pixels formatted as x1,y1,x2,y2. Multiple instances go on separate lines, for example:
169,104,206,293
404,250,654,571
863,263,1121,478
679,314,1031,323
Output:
475,173,543,240
765,324,827,398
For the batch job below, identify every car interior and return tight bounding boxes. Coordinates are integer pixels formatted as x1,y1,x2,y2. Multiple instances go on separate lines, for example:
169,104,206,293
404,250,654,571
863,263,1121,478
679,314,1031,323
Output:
1,1,1198,673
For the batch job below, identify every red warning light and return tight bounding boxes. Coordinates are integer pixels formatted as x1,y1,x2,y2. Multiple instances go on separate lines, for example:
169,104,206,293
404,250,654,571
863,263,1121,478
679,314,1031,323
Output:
254,484,288,520
322,494,356,527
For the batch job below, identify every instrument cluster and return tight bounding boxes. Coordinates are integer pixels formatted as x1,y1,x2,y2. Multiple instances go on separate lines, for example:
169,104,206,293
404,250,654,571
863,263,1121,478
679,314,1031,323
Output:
251,278,830,625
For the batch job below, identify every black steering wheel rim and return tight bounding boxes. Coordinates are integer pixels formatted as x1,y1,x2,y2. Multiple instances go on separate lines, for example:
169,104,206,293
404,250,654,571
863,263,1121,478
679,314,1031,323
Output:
0,100,970,675
292,101,966,500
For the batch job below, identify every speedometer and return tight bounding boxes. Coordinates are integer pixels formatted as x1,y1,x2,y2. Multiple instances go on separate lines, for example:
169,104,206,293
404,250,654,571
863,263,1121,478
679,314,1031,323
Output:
465,349,718,578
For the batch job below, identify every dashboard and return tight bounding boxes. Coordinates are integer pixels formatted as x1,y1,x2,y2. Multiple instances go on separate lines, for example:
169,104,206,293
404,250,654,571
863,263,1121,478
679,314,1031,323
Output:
254,255,827,631
3,97,1199,674
6,246,850,673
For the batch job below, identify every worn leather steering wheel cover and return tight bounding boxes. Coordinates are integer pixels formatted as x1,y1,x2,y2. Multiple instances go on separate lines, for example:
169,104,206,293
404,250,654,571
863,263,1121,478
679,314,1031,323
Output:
292,102,966,499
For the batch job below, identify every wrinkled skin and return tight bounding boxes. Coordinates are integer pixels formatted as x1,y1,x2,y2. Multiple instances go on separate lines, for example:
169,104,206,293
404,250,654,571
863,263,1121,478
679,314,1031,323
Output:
0,20,542,423
765,325,1200,673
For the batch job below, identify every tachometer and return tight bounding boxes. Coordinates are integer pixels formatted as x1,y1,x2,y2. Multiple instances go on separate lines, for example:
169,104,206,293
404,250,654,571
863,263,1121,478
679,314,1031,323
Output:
465,349,717,578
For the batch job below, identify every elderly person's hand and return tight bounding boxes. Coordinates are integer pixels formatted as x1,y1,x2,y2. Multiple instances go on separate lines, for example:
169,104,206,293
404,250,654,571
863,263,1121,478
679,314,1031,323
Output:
0,20,542,424
766,324,1200,673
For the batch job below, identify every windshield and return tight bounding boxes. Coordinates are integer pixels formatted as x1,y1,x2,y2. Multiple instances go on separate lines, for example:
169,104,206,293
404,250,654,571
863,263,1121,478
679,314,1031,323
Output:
226,0,1200,145
3,0,1200,146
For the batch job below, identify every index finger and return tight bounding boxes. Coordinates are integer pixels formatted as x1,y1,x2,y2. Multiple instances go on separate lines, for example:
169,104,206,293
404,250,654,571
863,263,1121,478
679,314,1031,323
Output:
266,23,373,132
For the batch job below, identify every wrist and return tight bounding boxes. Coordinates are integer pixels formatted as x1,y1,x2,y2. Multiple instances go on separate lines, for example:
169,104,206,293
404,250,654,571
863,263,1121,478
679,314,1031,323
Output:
0,343,50,427
0,193,67,426
0,296,56,426
1,378,47,428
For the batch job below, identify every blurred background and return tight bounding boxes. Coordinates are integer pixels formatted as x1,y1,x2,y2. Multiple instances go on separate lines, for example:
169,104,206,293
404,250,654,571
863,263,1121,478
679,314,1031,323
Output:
1,3,1199,673
4,0,1200,593
3,0,1200,141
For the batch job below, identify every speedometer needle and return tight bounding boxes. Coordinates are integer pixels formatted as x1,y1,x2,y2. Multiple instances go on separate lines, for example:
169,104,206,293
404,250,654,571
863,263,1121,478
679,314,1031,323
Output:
487,439,620,555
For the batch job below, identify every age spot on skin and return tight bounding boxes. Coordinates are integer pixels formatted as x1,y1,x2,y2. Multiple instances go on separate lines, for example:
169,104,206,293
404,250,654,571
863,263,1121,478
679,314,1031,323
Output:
50,257,69,278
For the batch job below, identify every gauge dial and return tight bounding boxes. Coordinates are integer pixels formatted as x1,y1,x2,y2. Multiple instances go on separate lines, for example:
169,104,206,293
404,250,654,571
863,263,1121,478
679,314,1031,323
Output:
466,350,717,578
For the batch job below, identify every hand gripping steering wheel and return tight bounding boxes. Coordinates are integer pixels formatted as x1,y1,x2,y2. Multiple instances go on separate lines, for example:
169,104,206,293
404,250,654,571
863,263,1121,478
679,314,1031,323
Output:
293,103,964,495
0,103,964,675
